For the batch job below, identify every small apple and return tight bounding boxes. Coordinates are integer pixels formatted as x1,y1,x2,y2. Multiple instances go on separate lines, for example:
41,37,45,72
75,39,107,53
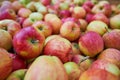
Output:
59,2,69,10
12,1,24,12
59,10,71,18
98,48,120,69
0,1,13,11
13,27,45,59
6,69,27,80
43,37,72,63
79,31,104,57
19,0,30,6
87,20,108,36
26,1,36,12
78,19,88,32
40,0,51,6
60,21,81,41
102,29,120,50
32,21,53,38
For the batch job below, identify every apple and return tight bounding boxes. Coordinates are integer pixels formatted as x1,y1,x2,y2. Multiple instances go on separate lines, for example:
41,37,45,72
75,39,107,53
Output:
9,53,26,71
18,8,32,18
110,14,120,29
12,1,24,12
79,31,104,57
79,68,120,80
61,17,77,23
64,62,81,80
44,13,62,34
0,19,21,38
24,55,68,80
91,13,109,25
92,0,112,17
0,1,13,11
78,19,88,32
47,5,59,14
59,2,69,10
13,27,45,59
86,20,108,36
43,37,72,63
40,0,51,6
0,29,12,51
16,17,25,26
0,48,12,80
71,42,81,55
73,0,87,5
19,0,30,6
98,48,120,69
32,21,53,38
102,29,120,50
0,9,17,20
60,21,81,41
6,69,27,80
26,1,36,12
72,6,86,19
90,59,120,76
85,13,94,23
59,10,71,18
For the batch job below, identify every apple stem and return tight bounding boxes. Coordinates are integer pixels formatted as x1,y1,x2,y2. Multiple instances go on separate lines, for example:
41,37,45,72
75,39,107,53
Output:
78,56,90,66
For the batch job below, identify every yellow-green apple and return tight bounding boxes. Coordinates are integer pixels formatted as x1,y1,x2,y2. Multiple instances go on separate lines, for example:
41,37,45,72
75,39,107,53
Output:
44,13,62,34
79,68,120,80
26,1,36,12
34,2,47,15
24,55,68,80
86,20,108,36
98,48,120,68
0,48,12,80
13,27,45,59
12,1,24,12
79,31,104,57
92,1,112,17
91,13,109,25
102,29,120,50
60,21,81,41
110,14,120,29
6,69,27,80
0,29,12,51
18,8,32,18
0,19,21,38
0,9,17,20
43,37,72,63
40,0,51,6
78,19,88,32
71,42,81,55
59,2,69,10
64,62,81,80
73,0,87,5
32,21,52,38
90,59,120,76
72,6,86,19
9,53,26,71
19,0,30,6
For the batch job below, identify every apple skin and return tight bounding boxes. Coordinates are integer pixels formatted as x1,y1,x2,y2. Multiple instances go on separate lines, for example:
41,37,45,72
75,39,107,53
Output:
40,0,51,6
92,1,112,17
64,62,81,80
78,19,88,32
79,31,104,57
12,1,24,12
16,17,25,26
26,1,36,12
60,21,81,41
98,48,120,69
59,10,71,18
44,13,62,34
86,20,108,36
90,59,120,76
0,9,17,20
110,14,120,29
9,53,26,71
0,19,21,38
79,68,120,80
32,21,52,38
71,42,81,55
6,69,27,80
91,13,109,25
0,48,13,80
85,13,94,23
13,27,45,59
0,1,13,11
22,18,33,28
0,29,12,51
18,8,32,18
102,29,120,50
24,56,68,80
43,37,72,63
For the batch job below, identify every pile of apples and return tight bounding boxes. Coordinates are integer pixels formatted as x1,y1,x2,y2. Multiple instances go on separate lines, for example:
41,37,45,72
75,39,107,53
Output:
0,0,120,80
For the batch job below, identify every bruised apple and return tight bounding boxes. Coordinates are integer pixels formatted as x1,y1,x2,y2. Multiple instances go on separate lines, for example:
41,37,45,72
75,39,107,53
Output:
24,56,68,80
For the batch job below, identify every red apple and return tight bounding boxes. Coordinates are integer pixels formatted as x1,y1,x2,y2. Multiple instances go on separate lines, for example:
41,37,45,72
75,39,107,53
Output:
0,1,13,11
13,27,45,59
0,48,12,80
59,10,71,18
32,21,52,38
40,0,51,6
79,31,104,57
85,13,94,23
102,29,120,50
16,17,26,26
43,37,72,63
98,48,120,69
9,53,26,71
60,21,81,41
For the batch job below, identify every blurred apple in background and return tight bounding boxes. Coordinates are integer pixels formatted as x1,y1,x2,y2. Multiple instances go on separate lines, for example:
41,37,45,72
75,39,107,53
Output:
79,31,104,57
86,20,108,36
26,1,36,12
0,1,13,11
13,27,45,59
98,48,120,68
102,29,120,50
60,21,81,41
